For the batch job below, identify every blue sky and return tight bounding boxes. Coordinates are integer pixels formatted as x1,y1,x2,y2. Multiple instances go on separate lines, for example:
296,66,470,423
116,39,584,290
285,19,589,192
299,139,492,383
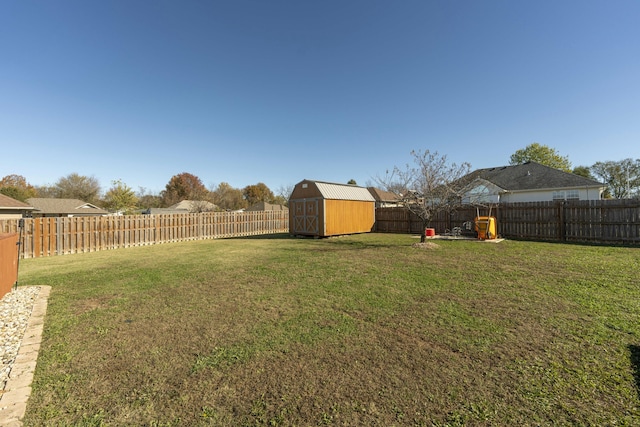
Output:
2,1,639,195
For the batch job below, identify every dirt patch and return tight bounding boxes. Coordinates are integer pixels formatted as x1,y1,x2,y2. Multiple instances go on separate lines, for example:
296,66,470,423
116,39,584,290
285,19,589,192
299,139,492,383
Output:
411,242,440,250
74,296,115,315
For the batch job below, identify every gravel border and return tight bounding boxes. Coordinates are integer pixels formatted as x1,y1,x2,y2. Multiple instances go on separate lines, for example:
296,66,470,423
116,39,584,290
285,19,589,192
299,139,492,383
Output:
0,287,41,392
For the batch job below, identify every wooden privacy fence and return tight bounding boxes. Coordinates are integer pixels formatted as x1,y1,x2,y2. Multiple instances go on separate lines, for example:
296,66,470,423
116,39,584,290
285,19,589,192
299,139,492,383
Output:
2,201,638,258
375,199,640,245
0,233,19,299
0,211,289,258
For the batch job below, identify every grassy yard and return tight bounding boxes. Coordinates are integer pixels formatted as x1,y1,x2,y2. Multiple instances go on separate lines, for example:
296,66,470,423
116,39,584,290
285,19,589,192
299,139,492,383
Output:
19,233,640,426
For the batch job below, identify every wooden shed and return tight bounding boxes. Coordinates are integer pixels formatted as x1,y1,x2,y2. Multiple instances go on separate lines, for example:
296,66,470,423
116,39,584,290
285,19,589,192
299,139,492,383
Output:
289,180,376,237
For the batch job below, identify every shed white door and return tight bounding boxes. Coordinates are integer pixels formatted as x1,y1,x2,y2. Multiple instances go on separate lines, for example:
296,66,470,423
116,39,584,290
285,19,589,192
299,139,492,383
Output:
292,199,319,235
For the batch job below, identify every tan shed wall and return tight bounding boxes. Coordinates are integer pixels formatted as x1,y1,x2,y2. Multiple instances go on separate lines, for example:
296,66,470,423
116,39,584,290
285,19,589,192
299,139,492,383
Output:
324,199,375,236
289,198,374,237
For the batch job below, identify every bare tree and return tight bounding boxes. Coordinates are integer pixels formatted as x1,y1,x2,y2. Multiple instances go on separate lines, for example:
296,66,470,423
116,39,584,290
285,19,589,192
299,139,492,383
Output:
375,150,472,242
54,173,102,204
34,185,57,198
187,199,216,213
275,183,294,206
137,187,163,209
591,158,640,199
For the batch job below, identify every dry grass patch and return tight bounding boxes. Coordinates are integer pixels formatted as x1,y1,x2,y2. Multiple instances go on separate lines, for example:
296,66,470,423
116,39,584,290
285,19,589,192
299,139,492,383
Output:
411,241,440,250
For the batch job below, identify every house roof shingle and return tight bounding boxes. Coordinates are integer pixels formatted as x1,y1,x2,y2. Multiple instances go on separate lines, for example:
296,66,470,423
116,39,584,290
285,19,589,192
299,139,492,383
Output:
463,162,604,191
245,201,287,211
0,194,34,210
26,198,109,215
367,187,400,203
168,200,217,211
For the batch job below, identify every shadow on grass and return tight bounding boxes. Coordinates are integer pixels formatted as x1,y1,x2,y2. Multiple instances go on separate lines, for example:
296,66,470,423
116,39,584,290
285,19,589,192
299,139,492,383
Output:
325,239,401,250
233,233,294,240
233,233,403,249
629,345,640,399
505,236,640,249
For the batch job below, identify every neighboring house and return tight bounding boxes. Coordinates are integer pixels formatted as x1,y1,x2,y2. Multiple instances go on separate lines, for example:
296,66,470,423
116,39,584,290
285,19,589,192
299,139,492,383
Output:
0,194,35,219
245,201,287,212
169,200,217,212
367,187,401,208
460,162,606,204
140,208,191,215
26,198,109,217
140,200,217,215
289,179,375,237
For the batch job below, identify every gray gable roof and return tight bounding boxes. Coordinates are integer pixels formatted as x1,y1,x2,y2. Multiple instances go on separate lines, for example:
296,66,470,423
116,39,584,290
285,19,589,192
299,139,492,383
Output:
245,201,287,211
169,200,217,211
463,162,603,191
26,198,109,215
141,208,189,215
367,187,400,203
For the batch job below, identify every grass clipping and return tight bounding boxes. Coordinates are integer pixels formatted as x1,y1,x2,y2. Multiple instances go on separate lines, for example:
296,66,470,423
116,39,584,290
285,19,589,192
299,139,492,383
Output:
412,241,439,250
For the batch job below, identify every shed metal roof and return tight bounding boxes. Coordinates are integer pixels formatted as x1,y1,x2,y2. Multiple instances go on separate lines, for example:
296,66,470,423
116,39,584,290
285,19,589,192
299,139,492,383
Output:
314,181,375,201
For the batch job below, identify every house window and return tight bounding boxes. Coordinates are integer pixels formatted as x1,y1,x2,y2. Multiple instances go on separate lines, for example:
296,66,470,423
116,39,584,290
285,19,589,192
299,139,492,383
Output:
566,190,579,200
553,190,580,201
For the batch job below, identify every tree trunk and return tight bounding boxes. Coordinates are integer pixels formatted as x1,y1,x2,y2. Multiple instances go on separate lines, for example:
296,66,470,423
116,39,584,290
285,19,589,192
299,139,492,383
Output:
420,221,429,243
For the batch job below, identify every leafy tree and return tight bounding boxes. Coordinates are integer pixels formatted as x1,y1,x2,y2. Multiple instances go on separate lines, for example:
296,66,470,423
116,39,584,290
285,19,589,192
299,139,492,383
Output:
270,195,288,206
572,166,594,179
375,150,471,243
0,174,37,201
211,182,247,211
591,159,640,199
0,186,24,201
103,180,139,214
54,173,101,203
243,182,274,206
347,179,357,185
509,143,572,172
161,172,209,207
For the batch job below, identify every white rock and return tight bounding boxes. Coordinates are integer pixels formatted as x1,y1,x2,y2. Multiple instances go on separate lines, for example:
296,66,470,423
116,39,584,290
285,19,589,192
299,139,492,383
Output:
0,286,40,391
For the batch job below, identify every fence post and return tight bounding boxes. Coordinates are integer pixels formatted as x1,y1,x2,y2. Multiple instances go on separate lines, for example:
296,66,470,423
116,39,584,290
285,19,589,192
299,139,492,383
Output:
56,217,62,256
559,201,566,242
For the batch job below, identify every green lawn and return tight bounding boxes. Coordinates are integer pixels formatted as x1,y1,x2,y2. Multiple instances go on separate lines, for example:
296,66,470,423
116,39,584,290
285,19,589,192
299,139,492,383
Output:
19,233,640,426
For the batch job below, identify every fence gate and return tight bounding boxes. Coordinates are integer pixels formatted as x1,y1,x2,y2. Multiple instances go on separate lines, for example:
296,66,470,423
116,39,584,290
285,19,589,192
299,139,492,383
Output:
0,233,18,299
292,199,319,235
